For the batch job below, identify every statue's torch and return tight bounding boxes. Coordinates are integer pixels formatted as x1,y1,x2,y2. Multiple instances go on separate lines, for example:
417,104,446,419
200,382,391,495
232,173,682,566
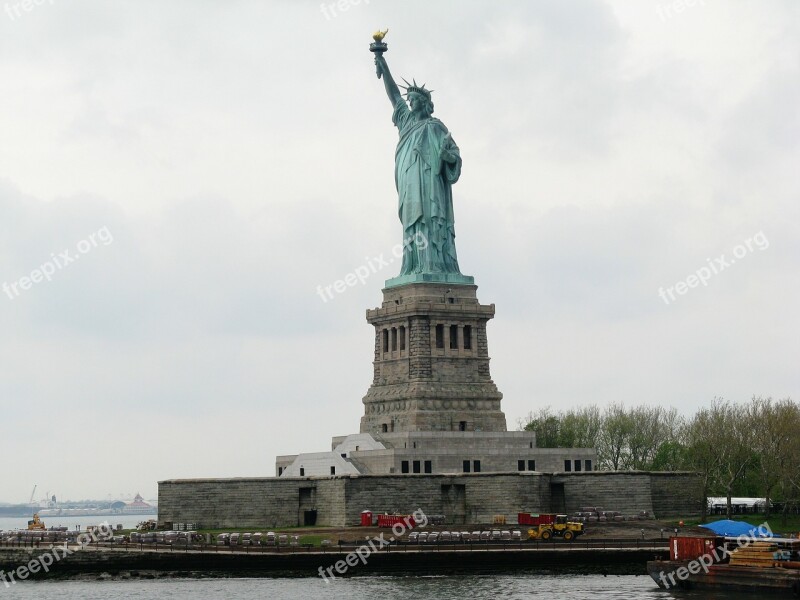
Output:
369,29,388,79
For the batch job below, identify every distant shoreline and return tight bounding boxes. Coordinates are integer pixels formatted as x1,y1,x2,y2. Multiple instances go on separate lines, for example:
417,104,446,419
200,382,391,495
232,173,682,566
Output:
36,511,158,518
0,508,157,519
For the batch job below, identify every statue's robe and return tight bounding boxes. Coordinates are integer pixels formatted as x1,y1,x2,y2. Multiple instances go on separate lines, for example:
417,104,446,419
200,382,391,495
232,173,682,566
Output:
392,97,462,275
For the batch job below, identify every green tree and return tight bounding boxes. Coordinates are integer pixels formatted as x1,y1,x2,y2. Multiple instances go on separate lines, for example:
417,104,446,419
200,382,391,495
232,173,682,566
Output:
596,403,634,470
711,399,755,520
747,397,795,518
520,405,602,450
561,405,602,449
521,407,562,448
685,406,724,522
651,439,689,471
518,395,797,519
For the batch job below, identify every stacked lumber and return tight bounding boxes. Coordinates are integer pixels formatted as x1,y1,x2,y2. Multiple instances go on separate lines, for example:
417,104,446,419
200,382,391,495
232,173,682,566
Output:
729,541,782,568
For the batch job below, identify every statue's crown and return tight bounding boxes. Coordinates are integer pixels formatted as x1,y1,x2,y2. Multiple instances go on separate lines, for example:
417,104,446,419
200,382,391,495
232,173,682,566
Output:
400,78,433,101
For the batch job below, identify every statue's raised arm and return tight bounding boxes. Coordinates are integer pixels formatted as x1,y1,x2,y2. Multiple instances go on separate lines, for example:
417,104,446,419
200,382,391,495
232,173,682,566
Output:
370,30,402,107
375,54,402,107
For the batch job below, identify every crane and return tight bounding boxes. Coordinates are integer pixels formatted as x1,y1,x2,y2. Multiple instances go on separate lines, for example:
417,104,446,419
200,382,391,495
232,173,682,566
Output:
28,485,37,505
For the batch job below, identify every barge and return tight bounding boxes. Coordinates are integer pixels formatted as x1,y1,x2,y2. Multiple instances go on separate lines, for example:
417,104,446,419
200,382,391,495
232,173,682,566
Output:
647,535,800,595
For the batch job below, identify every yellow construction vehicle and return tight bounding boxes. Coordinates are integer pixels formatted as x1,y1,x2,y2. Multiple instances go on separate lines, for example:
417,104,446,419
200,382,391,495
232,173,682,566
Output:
524,513,584,541
27,513,46,530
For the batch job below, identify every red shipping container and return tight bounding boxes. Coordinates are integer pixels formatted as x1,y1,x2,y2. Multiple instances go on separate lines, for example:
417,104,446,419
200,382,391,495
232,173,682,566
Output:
518,513,557,526
377,514,416,528
669,536,720,561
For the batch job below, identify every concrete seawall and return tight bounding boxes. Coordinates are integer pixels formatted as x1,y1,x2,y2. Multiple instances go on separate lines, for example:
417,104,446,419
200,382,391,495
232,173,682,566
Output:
159,471,703,529
0,545,668,580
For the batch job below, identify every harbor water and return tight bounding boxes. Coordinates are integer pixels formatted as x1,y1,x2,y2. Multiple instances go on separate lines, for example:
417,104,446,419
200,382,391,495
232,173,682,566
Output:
0,575,758,599
0,515,151,532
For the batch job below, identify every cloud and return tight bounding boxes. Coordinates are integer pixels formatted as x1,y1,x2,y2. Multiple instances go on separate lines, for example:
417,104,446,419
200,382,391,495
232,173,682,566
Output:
0,0,797,502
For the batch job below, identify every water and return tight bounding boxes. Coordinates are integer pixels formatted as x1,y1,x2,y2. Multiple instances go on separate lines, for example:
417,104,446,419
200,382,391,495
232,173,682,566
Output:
0,515,150,532
0,575,758,599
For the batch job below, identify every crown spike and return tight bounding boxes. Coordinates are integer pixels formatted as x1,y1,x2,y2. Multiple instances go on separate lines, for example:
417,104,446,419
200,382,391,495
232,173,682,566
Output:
399,77,434,101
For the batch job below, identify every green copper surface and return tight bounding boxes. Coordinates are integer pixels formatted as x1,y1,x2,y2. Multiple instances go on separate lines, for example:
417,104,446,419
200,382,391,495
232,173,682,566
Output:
384,272,475,287
373,38,472,289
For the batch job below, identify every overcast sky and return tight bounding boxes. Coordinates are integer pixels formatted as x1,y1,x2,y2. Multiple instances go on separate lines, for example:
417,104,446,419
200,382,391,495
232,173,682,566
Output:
1,0,797,503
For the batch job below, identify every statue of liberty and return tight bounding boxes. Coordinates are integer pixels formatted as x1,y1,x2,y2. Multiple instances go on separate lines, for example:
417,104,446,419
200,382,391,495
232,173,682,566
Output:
372,32,473,287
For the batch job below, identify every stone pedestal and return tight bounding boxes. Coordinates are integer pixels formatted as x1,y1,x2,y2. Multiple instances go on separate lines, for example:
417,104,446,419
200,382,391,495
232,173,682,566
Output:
360,282,506,434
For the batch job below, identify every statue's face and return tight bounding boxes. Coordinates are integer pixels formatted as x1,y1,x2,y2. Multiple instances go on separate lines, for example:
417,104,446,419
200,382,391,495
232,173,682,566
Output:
409,93,426,114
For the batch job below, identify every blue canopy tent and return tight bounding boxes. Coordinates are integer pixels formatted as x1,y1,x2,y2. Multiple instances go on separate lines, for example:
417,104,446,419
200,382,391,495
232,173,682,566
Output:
699,519,773,538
